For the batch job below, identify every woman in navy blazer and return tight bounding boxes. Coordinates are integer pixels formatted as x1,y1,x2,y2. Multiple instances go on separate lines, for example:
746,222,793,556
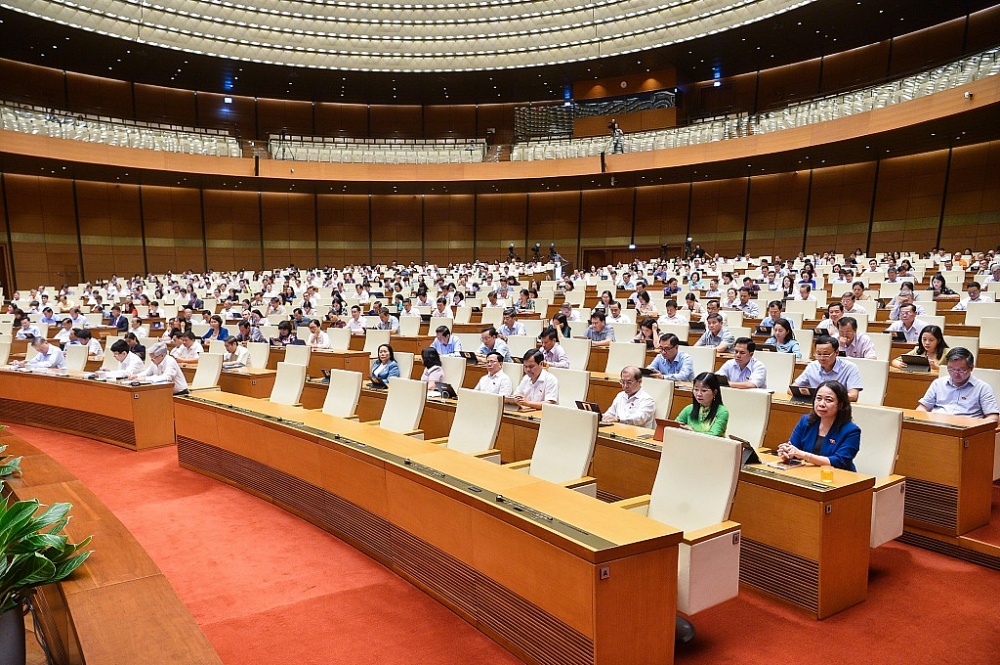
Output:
777,380,861,471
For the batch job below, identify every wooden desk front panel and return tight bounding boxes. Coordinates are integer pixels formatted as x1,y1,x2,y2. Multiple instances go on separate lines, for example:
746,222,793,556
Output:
0,371,174,450
174,397,679,665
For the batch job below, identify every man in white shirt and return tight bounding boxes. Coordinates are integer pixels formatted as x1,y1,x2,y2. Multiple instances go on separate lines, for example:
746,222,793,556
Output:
886,303,929,344
734,287,760,319
110,339,144,375
716,338,767,389
375,308,399,333
136,342,189,394
222,337,251,368
399,298,421,317
888,290,926,321
474,351,513,396
433,297,454,319
306,319,332,349
840,292,867,316
606,301,632,324
12,337,66,369
559,302,582,323
602,366,656,429
170,332,202,365
73,329,104,358
15,318,42,340
952,282,989,311
656,300,687,327
512,349,559,409
67,307,89,328
346,305,367,336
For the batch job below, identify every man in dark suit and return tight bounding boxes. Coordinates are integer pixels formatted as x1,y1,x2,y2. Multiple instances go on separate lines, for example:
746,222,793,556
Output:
108,305,129,332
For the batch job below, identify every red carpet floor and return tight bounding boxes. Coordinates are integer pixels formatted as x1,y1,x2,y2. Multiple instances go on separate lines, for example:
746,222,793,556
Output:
12,424,1000,664
963,484,1000,546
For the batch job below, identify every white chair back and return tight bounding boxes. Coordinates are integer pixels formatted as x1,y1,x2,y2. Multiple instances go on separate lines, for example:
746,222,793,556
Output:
851,404,905,548
84,313,104,328
642,378,674,421
480,308,503,327
784,299,817,319
501,361,523,387
720,387,771,449
869,333,893,361
284,344,311,367
321,368,363,418
795,328,814,359
191,323,210,337
506,336,537,359
845,357,889,405
247,341,270,369
190,353,224,390
428,316,452,333
687,345,717,377
395,351,414,380
454,306,473,324
268,361,307,405
965,302,1000,327
208,340,226,355
363,329,391,358
64,344,89,372
398,315,421,337
548,367,590,407
439,355,468,388
754,350,795,392
980,317,1000,349
611,322,638,341
379,377,427,433
560,337,591,371
327,328,351,351
604,342,646,376
529,404,598,484
447,389,504,455
945,335,979,359
0,342,10,366
521,319,544,339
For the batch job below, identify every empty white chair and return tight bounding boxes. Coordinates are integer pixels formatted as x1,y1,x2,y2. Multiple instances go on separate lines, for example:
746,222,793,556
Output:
504,403,598,495
426,389,504,463
501,361,523,388
521,319,544,339
84,313,104,328
604,342,646,376
365,377,426,436
720,387,771,449
846,357,889,405
454,306,473,324
395,351,414,380
64,344,89,372
319,368,362,419
327,328,351,351
642,378,674,421
852,404,906,548
560,337,592,371
548,367,590,407
439,355,467,388
611,321,638,341
363,329,391,358
506,335,537,359
754,350,795,392
614,429,741,615
191,323,210,337
869,333,893,361
283,344,311,367
268,361,307,406
687,345,718,377
0,342,11,366
980,317,1000,349
247,341,270,369
784,299,817,319
398,315,421,337
964,303,1000,327
428,316,452,333
207,340,226,355
795,328,814,359
189,352,223,391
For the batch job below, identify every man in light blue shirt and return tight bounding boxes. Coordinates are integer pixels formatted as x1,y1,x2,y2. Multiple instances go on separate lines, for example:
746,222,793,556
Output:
647,333,694,382
496,309,526,340
885,303,929,344
695,313,735,354
13,337,67,370
759,300,793,329
793,335,863,402
477,326,511,363
431,325,463,357
917,347,999,422
717,337,767,389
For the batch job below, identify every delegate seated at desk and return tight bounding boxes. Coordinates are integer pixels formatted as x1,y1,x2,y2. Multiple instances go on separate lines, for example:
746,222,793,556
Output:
134,342,189,395
371,344,400,385
675,372,729,436
892,325,947,371
647,333,694,382
512,349,559,410
475,351,513,395
431,326,463,357
539,328,570,369
583,310,616,348
110,339,144,375
916,347,999,423
777,380,861,471
601,366,656,429
170,332,202,365
222,337,251,368
477,327,511,363
793,335,863,402
885,304,930,345
11,337,66,370
716,337,767,389
306,319,332,349
695,313,735,354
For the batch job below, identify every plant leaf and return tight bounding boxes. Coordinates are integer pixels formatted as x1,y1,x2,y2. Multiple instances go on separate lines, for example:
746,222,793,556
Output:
53,550,92,581
0,500,41,549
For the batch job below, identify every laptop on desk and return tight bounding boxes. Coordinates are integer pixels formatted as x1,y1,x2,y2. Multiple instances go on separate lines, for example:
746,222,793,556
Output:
788,385,818,403
459,351,479,364
575,400,613,427
897,354,931,372
434,381,458,399
689,320,706,332
885,330,907,343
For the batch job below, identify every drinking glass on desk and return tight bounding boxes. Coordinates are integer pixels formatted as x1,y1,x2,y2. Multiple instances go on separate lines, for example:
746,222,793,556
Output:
820,467,835,484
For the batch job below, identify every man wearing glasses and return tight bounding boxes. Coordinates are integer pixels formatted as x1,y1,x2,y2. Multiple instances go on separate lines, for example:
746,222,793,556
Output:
474,351,513,396
792,335,864,402
916,348,999,422
647,333,694,382
601,366,657,429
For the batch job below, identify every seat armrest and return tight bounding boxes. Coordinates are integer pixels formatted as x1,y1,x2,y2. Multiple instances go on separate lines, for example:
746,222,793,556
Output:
363,420,381,427
611,495,651,516
683,520,741,545
560,476,597,497
425,437,449,445
503,460,531,473
874,474,905,492
343,414,359,421
472,449,501,464
402,429,424,439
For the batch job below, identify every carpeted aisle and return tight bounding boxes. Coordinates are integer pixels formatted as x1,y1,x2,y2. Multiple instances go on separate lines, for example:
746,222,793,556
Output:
10,425,518,665
12,424,1000,664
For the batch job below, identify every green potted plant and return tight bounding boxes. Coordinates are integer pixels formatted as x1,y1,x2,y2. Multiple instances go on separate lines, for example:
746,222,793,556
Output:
0,482,93,665
0,442,22,478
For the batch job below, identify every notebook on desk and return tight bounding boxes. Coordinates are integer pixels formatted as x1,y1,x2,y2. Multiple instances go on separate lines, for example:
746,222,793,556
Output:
897,354,931,372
